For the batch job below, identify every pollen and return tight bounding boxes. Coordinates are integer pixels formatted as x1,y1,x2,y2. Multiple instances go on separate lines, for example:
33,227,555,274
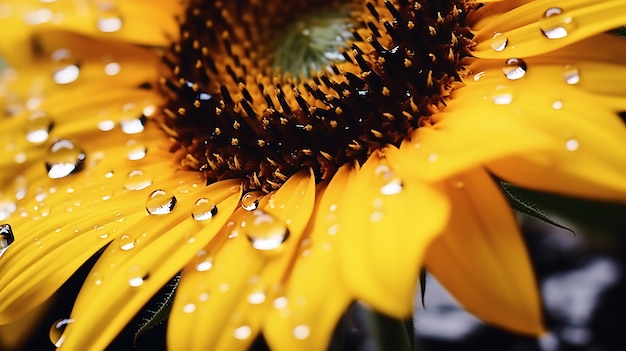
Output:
159,0,473,192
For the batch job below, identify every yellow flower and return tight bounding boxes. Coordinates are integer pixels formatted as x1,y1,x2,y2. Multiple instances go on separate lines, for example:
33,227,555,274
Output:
1,0,625,349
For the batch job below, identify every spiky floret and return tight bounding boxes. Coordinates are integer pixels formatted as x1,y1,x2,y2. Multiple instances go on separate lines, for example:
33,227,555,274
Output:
159,0,473,192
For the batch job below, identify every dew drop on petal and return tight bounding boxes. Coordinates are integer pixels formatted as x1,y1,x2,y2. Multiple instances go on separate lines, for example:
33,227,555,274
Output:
427,153,439,163
293,324,311,340
124,169,153,191
491,85,513,105
241,192,260,211
125,140,147,161
128,266,148,287
0,224,15,257
25,110,53,144
370,210,384,223
98,119,115,131
374,164,403,195
502,58,527,80
195,257,214,272
119,235,136,251
53,64,80,85
563,66,580,85
104,62,121,76
540,8,572,39
183,303,196,314
273,296,288,309
0,201,17,221
243,210,290,251
552,100,563,110
490,32,508,52
120,117,145,134
146,189,177,215
565,138,579,151
45,139,86,179
191,198,218,221
96,5,123,33
233,325,252,340
473,71,486,81
247,291,266,305
24,8,53,25
49,318,74,347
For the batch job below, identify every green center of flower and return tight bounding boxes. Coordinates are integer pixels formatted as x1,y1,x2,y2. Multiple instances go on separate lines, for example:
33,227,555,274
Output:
271,7,355,79
160,0,473,192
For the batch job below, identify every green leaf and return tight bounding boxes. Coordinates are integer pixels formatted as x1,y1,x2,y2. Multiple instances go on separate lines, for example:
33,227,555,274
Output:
133,274,180,345
500,182,574,234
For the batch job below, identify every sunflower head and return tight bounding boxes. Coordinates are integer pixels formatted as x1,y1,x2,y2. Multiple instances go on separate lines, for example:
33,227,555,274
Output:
161,0,473,192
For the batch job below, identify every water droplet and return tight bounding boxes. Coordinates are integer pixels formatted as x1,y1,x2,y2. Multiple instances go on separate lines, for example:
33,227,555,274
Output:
124,169,153,191
45,139,86,179
0,201,17,221
25,110,53,144
374,164,403,195
539,7,573,39
49,318,74,347
96,5,123,33
563,65,580,85
125,141,147,161
183,303,196,314
552,100,564,110
194,249,214,272
128,266,148,287
565,138,579,151
241,192,261,211
427,153,439,163
293,324,311,340
247,291,266,305
199,292,210,302
490,32,508,52
191,198,218,221
120,117,145,134
370,210,384,223
491,85,513,105
473,71,486,81
502,58,527,80
273,296,288,309
104,62,120,76
52,64,80,85
92,271,103,285
233,325,252,340
24,8,53,25
119,235,136,251
146,190,177,215
243,210,290,251
0,224,15,257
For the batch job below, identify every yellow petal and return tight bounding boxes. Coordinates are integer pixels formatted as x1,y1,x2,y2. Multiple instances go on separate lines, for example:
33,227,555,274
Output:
58,179,242,351
264,165,354,351
424,168,545,336
336,149,450,318
0,0,183,64
471,0,626,59
459,75,626,200
167,170,316,351
396,107,553,182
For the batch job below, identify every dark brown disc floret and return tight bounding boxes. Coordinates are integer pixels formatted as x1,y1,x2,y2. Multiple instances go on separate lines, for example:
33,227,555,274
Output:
159,0,473,192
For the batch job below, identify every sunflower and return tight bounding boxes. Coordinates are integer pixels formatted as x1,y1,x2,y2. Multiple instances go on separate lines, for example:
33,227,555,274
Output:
1,0,626,349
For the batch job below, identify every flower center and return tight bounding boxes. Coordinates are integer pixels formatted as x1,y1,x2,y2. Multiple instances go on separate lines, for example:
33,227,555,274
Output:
159,0,473,192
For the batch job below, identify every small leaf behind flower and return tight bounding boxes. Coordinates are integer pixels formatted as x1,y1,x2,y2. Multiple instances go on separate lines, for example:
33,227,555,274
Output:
499,182,575,235
134,274,180,345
